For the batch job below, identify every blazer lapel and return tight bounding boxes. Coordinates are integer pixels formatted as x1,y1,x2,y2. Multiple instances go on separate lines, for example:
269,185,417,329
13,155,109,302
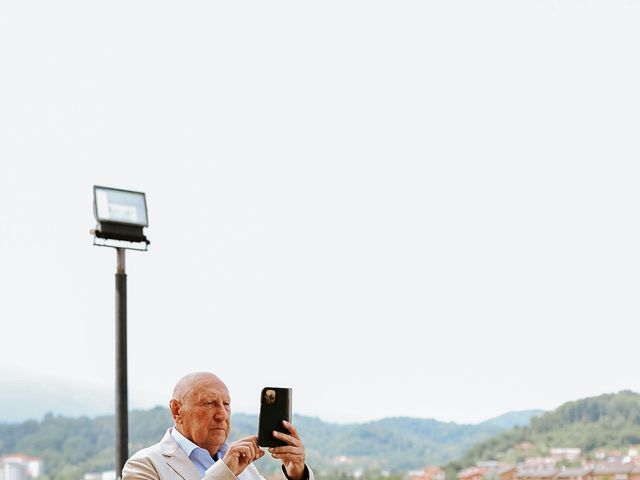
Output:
160,429,202,480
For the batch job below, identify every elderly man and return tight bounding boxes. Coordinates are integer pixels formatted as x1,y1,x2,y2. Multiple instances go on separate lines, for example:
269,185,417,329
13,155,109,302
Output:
123,372,314,480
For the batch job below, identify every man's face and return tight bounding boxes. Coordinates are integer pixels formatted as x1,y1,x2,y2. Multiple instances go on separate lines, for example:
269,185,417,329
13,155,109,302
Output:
172,376,231,454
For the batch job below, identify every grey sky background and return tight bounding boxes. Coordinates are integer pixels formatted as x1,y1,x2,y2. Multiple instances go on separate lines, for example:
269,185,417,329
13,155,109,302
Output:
2,0,640,424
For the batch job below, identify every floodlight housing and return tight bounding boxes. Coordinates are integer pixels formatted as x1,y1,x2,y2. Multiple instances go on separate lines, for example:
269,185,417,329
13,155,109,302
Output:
92,185,150,247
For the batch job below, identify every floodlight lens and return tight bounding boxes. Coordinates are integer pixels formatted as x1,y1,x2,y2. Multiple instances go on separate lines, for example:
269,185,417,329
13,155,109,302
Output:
94,187,148,226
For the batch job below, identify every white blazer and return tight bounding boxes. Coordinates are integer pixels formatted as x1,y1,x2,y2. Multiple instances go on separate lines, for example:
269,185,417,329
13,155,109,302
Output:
123,428,314,480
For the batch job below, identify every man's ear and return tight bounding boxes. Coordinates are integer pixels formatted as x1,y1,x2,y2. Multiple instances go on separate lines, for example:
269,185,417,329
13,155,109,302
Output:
169,399,181,425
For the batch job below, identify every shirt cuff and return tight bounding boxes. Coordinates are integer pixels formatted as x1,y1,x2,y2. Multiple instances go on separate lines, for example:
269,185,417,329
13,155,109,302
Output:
281,465,309,480
204,460,238,480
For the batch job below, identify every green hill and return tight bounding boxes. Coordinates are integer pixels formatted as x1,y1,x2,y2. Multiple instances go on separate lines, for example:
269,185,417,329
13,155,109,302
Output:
0,408,539,480
448,390,640,472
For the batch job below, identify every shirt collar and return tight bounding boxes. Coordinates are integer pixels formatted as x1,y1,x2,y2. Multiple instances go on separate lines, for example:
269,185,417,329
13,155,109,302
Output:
170,427,230,460
171,427,199,457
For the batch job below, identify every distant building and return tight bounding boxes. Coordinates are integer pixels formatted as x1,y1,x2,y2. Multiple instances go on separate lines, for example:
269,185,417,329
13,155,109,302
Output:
555,467,590,480
629,465,640,480
0,455,43,480
83,471,115,480
458,462,515,480
521,458,558,470
458,466,489,480
0,461,27,480
516,466,558,480
595,450,630,463
551,449,582,462
590,463,634,480
409,466,446,480
499,465,517,480
511,462,640,480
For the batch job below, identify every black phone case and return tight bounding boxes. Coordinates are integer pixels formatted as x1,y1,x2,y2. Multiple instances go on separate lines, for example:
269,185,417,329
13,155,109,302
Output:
257,387,292,447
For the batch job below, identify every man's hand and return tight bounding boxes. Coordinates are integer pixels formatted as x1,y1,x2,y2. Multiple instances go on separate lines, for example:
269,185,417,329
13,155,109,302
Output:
268,421,307,480
222,435,264,476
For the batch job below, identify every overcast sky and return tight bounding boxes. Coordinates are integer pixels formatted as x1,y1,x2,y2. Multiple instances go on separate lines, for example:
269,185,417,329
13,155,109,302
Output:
2,0,640,425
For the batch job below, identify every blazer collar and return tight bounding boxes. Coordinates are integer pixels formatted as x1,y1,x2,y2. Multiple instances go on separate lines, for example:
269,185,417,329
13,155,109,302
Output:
160,428,202,480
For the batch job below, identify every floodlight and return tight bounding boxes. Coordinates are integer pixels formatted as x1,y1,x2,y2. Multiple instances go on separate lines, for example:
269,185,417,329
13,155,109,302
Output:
89,185,150,479
92,185,150,247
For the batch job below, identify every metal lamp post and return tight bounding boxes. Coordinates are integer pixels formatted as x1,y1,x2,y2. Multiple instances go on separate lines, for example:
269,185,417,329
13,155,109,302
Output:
91,186,150,480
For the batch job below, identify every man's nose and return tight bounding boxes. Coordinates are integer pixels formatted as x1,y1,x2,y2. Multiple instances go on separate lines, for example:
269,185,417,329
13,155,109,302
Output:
214,407,228,420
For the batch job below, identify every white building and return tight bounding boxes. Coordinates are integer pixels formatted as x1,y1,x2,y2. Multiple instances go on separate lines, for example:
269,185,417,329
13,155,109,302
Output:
550,448,582,462
83,471,115,480
0,455,43,480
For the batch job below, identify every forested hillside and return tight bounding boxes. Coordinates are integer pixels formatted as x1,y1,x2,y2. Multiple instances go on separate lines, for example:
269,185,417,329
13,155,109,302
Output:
448,390,640,472
0,408,539,480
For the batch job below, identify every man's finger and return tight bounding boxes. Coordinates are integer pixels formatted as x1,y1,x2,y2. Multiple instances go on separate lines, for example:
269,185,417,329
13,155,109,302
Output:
272,430,301,446
230,443,258,462
282,420,300,439
270,452,303,461
269,446,301,455
242,442,260,460
234,437,262,459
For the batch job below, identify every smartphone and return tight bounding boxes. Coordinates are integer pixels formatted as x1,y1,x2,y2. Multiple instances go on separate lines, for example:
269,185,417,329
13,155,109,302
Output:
257,387,292,447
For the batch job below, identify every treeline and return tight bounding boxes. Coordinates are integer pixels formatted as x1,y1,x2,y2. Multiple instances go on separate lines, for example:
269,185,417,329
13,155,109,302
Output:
0,408,172,480
0,407,535,480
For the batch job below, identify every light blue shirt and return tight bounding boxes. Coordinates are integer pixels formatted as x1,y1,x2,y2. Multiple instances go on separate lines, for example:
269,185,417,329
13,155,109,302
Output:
171,427,229,476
